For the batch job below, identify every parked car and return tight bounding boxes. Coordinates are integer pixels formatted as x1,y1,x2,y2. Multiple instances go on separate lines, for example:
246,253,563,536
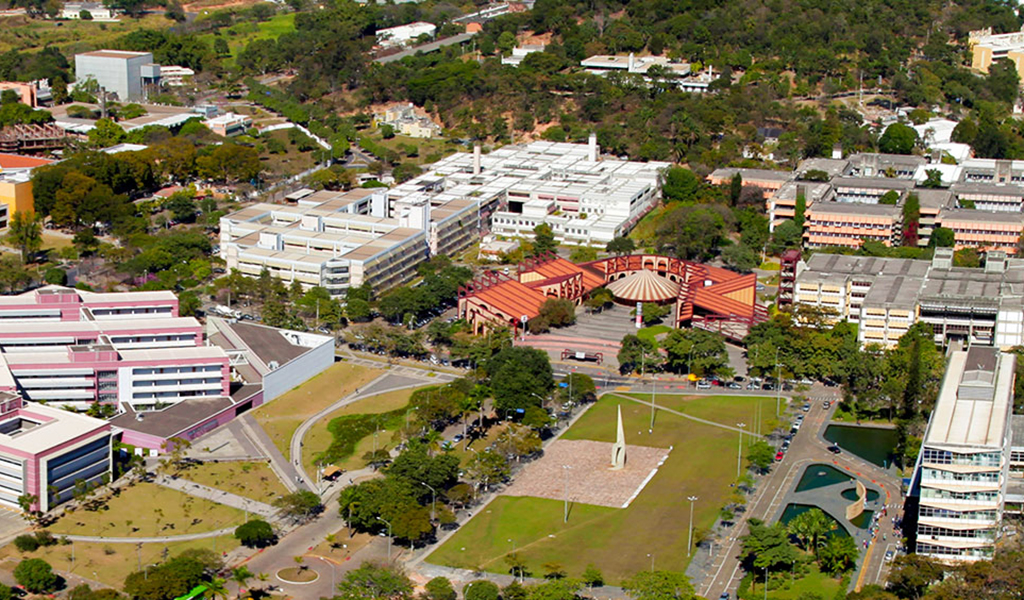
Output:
775,450,785,462
697,380,712,390
792,421,801,431
823,400,832,409
827,445,841,454
802,402,811,412
884,550,894,562
720,594,731,600
727,382,742,389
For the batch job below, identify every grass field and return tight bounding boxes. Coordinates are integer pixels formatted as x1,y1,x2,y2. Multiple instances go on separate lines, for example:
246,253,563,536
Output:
259,129,319,177
0,535,239,589
46,483,246,538
636,325,672,345
196,12,295,66
252,362,383,458
41,231,74,251
628,202,679,248
428,394,766,582
623,393,783,436
370,133,455,166
182,461,288,503
0,14,173,54
301,386,426,475
739,564,842,600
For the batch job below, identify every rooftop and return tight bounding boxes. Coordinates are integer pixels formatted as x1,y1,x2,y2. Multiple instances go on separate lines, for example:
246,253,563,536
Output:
925,348,1014,449
76,50,151,60
0,402,108,454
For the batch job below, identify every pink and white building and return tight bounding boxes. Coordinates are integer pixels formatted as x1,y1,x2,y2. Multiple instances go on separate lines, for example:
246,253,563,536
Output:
0,286,229,411
0,385,111,512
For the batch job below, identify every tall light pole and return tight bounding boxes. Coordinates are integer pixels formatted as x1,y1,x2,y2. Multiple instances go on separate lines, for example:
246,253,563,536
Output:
687,495,698,557
649,376,656,433
646,553,654,572
377,516,392,562
562,465,571,523
421,482,437,522
736,423,746,478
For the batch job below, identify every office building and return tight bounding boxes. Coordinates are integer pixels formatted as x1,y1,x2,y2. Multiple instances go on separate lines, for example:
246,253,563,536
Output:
0,153,53,225
803,202,902,249
372,103,442,138
914,346,1015,563
74,50,156,101
970,27,1024,78
219,188,479,295
793,250,1024,348
501,45,545,67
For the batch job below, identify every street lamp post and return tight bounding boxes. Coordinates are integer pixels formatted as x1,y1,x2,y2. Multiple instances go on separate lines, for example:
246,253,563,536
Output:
687,495,698,557
736,423,746,478
562,465,571,523
421,482,437,522
646,553,654,572
377,516,392,562
649,375,656,433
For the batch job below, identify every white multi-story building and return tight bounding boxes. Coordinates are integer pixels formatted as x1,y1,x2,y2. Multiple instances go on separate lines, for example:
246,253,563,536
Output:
914,346,1015,563
220,188,480,295
390,137,669,247
376,22,436,48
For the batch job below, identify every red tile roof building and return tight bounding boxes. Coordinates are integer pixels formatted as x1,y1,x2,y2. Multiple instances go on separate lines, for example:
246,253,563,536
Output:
458,253,767,341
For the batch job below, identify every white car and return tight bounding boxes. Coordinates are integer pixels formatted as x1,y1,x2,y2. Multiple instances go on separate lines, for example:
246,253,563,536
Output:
697,380,711,390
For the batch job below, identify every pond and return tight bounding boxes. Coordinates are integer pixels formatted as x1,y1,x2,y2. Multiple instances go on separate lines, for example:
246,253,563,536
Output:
795,464,852,493
841,487,880,503
824,424,899,468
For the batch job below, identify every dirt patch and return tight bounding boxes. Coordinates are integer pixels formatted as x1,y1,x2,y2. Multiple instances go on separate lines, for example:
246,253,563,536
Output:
277,567,319,583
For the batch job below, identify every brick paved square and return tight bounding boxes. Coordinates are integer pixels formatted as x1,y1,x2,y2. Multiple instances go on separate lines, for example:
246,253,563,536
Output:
502,439,670,508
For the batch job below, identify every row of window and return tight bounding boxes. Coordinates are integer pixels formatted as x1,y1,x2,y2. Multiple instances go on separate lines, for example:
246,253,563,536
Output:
922,448,1001,467
132,365,222,376
921,468,1000,484
920,506,998,521
917,543,993,558
133,378,220,388
921,488,999,502
132,389,220,400
918,525,995,539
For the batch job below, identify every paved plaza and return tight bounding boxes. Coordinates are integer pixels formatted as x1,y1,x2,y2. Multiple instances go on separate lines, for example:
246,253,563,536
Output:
502,439,670,508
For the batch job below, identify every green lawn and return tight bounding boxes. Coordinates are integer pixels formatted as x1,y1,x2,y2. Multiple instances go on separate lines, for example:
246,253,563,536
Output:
428,393,764,582
637,325,672,345
181,460,289,503
739,564,842,600
196,12,295,66
366,132,457,165
622,393,784,436
0,14,174,54
46,482,246,538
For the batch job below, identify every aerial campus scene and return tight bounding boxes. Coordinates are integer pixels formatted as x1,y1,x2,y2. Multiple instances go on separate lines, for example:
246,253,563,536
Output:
0,1,1022,600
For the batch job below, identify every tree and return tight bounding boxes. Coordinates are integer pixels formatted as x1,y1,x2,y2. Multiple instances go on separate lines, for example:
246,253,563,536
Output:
73,227,99,255
887,554,944,600
234,519,276,548
581,565,604,589
618,334,661,374
14,558,57,593
954,248,980,268
196,144,261,184
465,448,510,488
655,206,726,260
532,223,557,256
786,509,835,557
661,329,728,376
721,243,759,271
87,118,126,148
273,490,323,523
929,226,955,248
606,236,635,255
878,122,918,155
642,302,671,325
569,246,597,262
464,580,500,600
230,566,253,600
166,190,197,223
622,570,696,600
43,267,66,285
769,220,802,254
487,346,554,412
526,579,581,600
335,562,413,600
818,535,858,575
559,372,596,405
424,577,457,600
661,167,700,203
920,169,944,189
6,211,41,262
745,440,775,473
793,192,806,228
878,190,900,205
538,298,576,328
729,172,743,205
203,578,229,600
739,520,798,586
903,193,920,247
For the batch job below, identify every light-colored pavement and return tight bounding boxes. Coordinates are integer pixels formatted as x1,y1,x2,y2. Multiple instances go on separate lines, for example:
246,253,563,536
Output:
156,474,278,519
238,414,307,493
62,527,237,543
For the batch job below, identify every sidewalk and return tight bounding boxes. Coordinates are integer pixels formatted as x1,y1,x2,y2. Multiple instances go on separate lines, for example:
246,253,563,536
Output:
156,474,278,520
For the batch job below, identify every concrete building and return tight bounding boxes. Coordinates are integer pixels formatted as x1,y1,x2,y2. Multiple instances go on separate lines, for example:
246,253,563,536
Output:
391,139,668,247
802,201,902,249
219,188,481,295
74,50,154,101
793,250,1024,348
0,390,112,513
61,2,116,20
372,103,442,139
204,113,252,137
970,27,1024,78
158,65,195,87
914,346,1015,563
0,153,53,226
376,22,436,48
501,45,545,67
937,209,1024,254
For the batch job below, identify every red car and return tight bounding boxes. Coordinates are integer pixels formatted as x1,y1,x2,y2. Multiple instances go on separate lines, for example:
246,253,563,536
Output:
775,450,785,462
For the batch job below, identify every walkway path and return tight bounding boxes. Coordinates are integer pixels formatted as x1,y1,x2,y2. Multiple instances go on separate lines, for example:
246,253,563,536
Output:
289,370,450,489
156,474,278,520
238,414,308,493
610,393,764,436
62,527,236,543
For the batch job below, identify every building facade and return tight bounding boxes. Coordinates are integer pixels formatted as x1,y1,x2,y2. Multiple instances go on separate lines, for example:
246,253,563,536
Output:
74,50,154,101
914,347,1015,563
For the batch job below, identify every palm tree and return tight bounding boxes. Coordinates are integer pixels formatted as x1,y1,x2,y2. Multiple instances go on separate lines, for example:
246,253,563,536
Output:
805,509,837,558
204,578,229,600
231,566,253,600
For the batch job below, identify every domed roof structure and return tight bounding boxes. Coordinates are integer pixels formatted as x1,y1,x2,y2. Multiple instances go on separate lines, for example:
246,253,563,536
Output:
605,270,680,303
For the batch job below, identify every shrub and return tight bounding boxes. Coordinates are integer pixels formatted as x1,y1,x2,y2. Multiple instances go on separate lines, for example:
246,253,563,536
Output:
12,535,38,552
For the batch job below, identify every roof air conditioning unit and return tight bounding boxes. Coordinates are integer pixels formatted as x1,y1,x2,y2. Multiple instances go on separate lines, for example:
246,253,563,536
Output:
268,360,280,370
